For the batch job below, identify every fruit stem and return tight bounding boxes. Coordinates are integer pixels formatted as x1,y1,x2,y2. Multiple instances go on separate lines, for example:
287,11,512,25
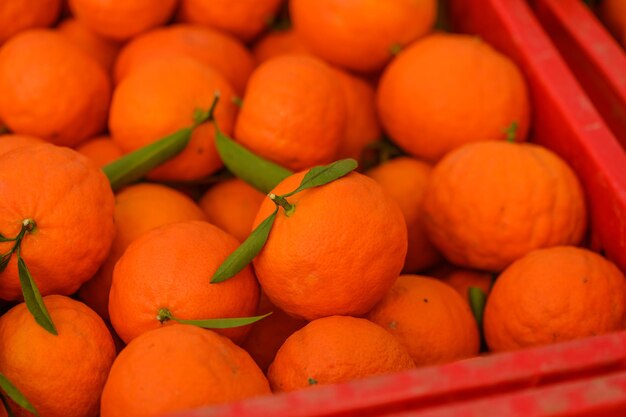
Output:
269,193,295,216
192,92,221,127
5,219,36,254
156,307,173,324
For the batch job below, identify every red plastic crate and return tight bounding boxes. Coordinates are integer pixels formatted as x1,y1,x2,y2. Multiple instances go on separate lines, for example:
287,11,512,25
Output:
167,0,626,415
529,0,626,150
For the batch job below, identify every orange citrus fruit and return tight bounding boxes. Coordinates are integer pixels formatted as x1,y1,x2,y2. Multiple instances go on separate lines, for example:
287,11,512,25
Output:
484,246,626,352
0,295,116,417
422,141,586,271
0,29,111,147
0,144,115,300
377,33,530,161
368,275,480,366
109,221,260,344
253,170,407,320
234,54,346,171
268,315,415,392
101,324,271,417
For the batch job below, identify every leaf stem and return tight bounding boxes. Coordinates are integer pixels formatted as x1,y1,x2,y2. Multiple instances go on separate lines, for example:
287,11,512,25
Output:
269,193,295,216
193,92,221,127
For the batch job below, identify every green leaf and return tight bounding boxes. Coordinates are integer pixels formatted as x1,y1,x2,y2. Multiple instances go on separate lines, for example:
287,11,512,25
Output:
0,373,38,417
17,255,57,336
102,127,193,191
170,312,272,329
282,159,358,198
468,286,487,326
214,125,292,194
211,208,278,283
504,121,519,143
0,252,12,273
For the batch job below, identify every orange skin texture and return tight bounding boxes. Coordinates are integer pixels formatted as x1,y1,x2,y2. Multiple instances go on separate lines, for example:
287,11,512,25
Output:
431,265,494,304
241,292,308,373
290,0,437,73
484,246,626,352
0,134,44,157
422,141,587,272
75,135,123,167
68,0,178,41
199,178,265,242
0,0,62,43
78,182,206,321
377,33,531,162
113,24,255,96
109,57,237,181
57,18,123,73
366,157,442,272
250,31,381,162
109,221,260,344
235,55,346,171
253,171,407,320
0,295,116,417
252,29,313,64
368,275,480,366
0,144,115,300
599,0,626,46
268,316,415,392
332,67,382,161
100,325,271,417
0,30,111,147
176,0,285,42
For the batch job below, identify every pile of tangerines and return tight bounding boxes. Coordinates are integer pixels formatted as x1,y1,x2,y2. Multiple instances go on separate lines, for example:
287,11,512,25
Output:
1,1,625,417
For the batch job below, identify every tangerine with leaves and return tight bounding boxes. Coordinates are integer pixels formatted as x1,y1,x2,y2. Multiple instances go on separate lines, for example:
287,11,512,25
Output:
0,30,110,147
109,56,237,181
78,182,207,321
101,324,271,417
377,33,530,161
234,54,346,171
109,221,260,344
366,156,441,272
68,0,178,41
113,24,255,96
422,141,587,271
248,166,407,321
268,316,415,392
0,144,115,302
367,275,480,366
176,0,285,42
485,246,626,351
0,295,116,417
290,0,437,73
